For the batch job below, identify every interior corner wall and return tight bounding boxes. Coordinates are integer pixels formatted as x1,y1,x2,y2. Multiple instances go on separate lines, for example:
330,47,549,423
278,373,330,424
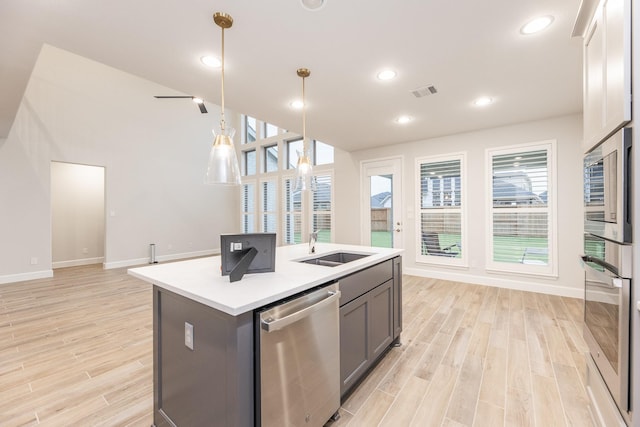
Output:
334,114,584,297
0,44,240,283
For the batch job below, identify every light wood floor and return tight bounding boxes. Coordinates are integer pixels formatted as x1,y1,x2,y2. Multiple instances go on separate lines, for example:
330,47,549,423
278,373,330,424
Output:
0,265,593,426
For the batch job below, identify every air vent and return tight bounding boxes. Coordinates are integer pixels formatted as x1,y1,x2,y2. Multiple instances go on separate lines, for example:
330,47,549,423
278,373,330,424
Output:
411,85,438,98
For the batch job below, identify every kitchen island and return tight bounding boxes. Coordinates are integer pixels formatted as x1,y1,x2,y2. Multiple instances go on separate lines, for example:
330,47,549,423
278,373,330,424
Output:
129,243,403,427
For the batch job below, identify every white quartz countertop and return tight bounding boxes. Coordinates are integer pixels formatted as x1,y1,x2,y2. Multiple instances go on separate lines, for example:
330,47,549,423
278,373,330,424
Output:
128,243,403,316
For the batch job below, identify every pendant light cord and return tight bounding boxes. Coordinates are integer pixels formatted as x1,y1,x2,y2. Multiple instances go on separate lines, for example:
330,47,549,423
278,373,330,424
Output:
220,26,226,131
302,74,306,154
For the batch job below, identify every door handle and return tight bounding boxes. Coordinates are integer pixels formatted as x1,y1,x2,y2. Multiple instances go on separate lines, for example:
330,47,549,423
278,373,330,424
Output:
395,228,401,232
261,290,341,332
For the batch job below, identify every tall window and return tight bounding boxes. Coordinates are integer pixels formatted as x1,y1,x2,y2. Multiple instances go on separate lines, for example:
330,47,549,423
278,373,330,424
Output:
487,142,555,275
261,180,277,233
263,144,278,173
243,150,256,176
243,116,257,143
416,154,465,265
241,182,255,233
312,174,333,242
283,177,302,244
239,115,335,245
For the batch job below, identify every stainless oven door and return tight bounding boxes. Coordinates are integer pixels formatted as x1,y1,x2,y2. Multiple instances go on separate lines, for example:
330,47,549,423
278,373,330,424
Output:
584,127,632,243
582,236,631,414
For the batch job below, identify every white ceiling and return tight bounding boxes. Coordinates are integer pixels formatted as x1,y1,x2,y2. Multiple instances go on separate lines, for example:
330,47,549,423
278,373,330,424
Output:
0,0,583,152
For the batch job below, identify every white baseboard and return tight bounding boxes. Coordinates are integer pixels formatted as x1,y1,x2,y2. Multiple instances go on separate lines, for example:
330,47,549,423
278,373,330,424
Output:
403,267,583,299
103,249,221,270
0,269,54,285
53,257,104,269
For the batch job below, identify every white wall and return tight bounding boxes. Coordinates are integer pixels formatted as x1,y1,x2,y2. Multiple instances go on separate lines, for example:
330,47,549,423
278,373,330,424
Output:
335,114,584,297
0,45,240,283
51,162,105,267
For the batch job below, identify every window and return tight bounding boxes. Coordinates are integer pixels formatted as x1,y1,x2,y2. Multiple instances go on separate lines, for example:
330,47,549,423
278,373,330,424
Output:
314,141,334,165
487,142,555,275
287,139,334,169
283,177,302,244
243,116,257,143
416,154,465,265
287,138,304,169
241,182,255,233
243,150,256,176
312,174,333,242
263,144,278,173
264,122,278,138
260,180,277,233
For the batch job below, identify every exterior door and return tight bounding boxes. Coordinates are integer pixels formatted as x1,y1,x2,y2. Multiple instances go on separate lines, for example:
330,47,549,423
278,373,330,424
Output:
361,157,403,248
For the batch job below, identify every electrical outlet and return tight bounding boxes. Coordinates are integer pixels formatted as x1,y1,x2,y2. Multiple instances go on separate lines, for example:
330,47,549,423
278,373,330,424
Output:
82,248,88,254
30,257,38,265
184,322,194,350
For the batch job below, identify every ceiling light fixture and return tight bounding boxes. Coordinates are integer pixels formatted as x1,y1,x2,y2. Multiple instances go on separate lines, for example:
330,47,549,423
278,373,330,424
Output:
377,69,397,81
204,12,241,186
293,68,317,192
200,55,221,68
520,15,554,35
473,96,493,107
290,100,304,109
301,0,326,11
395,115,412,124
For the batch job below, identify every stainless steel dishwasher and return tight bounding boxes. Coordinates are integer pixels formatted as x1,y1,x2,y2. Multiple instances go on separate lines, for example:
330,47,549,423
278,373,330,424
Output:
257,282,341,427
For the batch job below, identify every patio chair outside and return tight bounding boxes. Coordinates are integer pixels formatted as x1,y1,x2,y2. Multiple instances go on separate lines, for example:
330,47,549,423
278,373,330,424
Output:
422,232,461,257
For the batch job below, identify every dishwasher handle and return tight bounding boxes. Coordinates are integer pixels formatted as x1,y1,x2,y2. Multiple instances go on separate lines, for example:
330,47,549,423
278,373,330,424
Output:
261,289,341,333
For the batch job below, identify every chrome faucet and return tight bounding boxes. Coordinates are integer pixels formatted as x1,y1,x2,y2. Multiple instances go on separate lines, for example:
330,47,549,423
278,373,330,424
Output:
309,231,318,254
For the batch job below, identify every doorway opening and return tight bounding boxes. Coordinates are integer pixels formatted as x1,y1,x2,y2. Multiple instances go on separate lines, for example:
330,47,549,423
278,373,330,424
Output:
51,161,105,268
361,157,403,249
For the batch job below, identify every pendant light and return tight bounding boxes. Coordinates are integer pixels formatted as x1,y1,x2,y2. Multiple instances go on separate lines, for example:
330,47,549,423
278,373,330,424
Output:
293,68,317,192
205,12,241,186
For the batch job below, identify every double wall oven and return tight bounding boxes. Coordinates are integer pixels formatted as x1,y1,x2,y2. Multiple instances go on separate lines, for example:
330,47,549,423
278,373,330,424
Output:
582,127,632,424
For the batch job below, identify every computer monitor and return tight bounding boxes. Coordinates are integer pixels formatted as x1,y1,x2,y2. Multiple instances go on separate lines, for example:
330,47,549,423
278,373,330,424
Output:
220,233,276,282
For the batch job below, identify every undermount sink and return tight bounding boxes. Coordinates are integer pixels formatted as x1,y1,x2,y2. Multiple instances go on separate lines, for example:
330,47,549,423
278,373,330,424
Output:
298,252,372,267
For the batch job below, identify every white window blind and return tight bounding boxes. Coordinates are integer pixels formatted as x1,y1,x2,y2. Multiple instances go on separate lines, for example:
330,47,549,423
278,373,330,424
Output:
283,177,302,244
488,143,554,274
417,155,465,264
241,182,255,233
261,180,277,233
312,174,333,243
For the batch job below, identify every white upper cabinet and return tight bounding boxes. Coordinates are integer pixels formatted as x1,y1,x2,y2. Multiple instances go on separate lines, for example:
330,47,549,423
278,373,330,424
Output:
575,0,631,152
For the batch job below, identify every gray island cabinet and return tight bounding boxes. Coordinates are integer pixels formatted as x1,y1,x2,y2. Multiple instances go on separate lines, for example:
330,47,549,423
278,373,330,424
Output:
128,243,403,427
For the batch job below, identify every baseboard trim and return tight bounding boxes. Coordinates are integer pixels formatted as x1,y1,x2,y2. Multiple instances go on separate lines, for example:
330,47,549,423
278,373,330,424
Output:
0,270,54,285
103,249,221,270
53,257,105,269
403,267,583,298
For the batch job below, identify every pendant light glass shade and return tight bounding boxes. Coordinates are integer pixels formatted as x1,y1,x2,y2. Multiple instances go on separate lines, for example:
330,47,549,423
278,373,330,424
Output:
204,12,241,186
294,149,317,191
293,68,316,192
205,126,241,185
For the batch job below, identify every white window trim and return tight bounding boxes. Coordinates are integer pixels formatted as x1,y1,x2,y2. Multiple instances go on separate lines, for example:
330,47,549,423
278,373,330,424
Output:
415,152,468,268
485,140,558,277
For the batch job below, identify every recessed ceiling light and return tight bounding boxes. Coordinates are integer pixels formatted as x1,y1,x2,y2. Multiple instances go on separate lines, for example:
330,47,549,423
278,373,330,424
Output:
301,0,326,11
473,96,493,107
520,15,554,35
290,100,304,109
377,69,397,81
395,115,412,124
200,55,221,68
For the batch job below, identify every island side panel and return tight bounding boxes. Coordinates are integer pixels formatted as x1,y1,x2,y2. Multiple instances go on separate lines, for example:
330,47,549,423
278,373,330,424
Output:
153,286,254,427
